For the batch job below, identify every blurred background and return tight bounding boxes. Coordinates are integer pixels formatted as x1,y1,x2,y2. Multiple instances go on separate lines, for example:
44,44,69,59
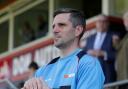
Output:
0,0,127,89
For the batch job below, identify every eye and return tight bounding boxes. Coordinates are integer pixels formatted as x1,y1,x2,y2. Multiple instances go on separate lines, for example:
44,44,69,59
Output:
52,24,55,29
58,23,66,27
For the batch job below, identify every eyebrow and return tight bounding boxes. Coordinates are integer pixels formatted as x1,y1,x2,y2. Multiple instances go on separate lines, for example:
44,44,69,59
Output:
58,23,67,26
52,22,67,28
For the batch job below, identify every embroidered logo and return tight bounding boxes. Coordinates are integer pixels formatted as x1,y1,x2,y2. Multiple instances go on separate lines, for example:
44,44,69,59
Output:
64,73,75,78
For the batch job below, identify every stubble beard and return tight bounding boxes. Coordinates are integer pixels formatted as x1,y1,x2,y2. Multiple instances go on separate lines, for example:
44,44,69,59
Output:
54,40,67,49
54,38,75,50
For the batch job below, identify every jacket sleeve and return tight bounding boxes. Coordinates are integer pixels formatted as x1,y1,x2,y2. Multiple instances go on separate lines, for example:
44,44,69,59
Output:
105,47,116,62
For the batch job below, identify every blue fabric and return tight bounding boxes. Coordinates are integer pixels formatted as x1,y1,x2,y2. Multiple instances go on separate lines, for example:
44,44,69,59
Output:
35,48,105,89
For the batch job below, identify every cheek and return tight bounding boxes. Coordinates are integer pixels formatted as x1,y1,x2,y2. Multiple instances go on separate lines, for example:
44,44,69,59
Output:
61,26,75,38
64,30,75,39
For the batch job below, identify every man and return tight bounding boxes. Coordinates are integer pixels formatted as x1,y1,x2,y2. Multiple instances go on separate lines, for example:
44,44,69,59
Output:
22,8,104,89
114,11,128,89
84,14,117,84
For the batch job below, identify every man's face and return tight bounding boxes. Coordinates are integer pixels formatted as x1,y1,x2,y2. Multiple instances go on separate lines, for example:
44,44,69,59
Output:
96,16,108,32
124,17,128,31
52,13,76,48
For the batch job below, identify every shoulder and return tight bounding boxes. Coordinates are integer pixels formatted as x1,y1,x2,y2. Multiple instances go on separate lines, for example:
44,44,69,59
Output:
35,66,46,77
107,31,115,37
77,54,104,79
35,57,60,77
77,54,104,80
79,54,101,68
47,57,60,65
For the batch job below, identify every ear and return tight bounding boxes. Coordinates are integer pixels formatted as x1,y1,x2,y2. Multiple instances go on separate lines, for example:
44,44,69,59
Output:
75,25,84,37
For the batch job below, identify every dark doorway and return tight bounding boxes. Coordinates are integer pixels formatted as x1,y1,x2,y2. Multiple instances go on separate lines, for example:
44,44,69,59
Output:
83,0,101,18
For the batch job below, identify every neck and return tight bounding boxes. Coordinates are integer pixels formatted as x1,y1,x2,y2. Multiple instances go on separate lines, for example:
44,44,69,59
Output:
60,41,79,57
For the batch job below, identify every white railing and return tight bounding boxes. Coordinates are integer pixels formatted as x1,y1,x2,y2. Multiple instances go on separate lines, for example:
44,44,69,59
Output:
104,79,128,89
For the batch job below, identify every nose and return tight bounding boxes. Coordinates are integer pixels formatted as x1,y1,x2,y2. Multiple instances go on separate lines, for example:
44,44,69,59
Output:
53,25,60,33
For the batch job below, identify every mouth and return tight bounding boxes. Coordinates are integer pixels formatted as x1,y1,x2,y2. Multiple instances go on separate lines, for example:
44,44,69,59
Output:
53,33,61,41
54,37,61,42
54,34,61,39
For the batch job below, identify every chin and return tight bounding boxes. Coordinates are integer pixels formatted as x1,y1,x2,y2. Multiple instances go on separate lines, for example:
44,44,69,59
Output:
55,44,61,48
54,43,63,49
54,42,60,47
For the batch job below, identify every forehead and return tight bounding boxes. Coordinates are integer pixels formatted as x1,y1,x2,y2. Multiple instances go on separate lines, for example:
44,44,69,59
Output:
97,15,107,21
53,13,71,24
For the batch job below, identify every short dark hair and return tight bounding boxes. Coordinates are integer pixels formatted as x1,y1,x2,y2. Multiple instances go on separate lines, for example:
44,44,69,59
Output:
54,8,86,39
28,61,39,70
